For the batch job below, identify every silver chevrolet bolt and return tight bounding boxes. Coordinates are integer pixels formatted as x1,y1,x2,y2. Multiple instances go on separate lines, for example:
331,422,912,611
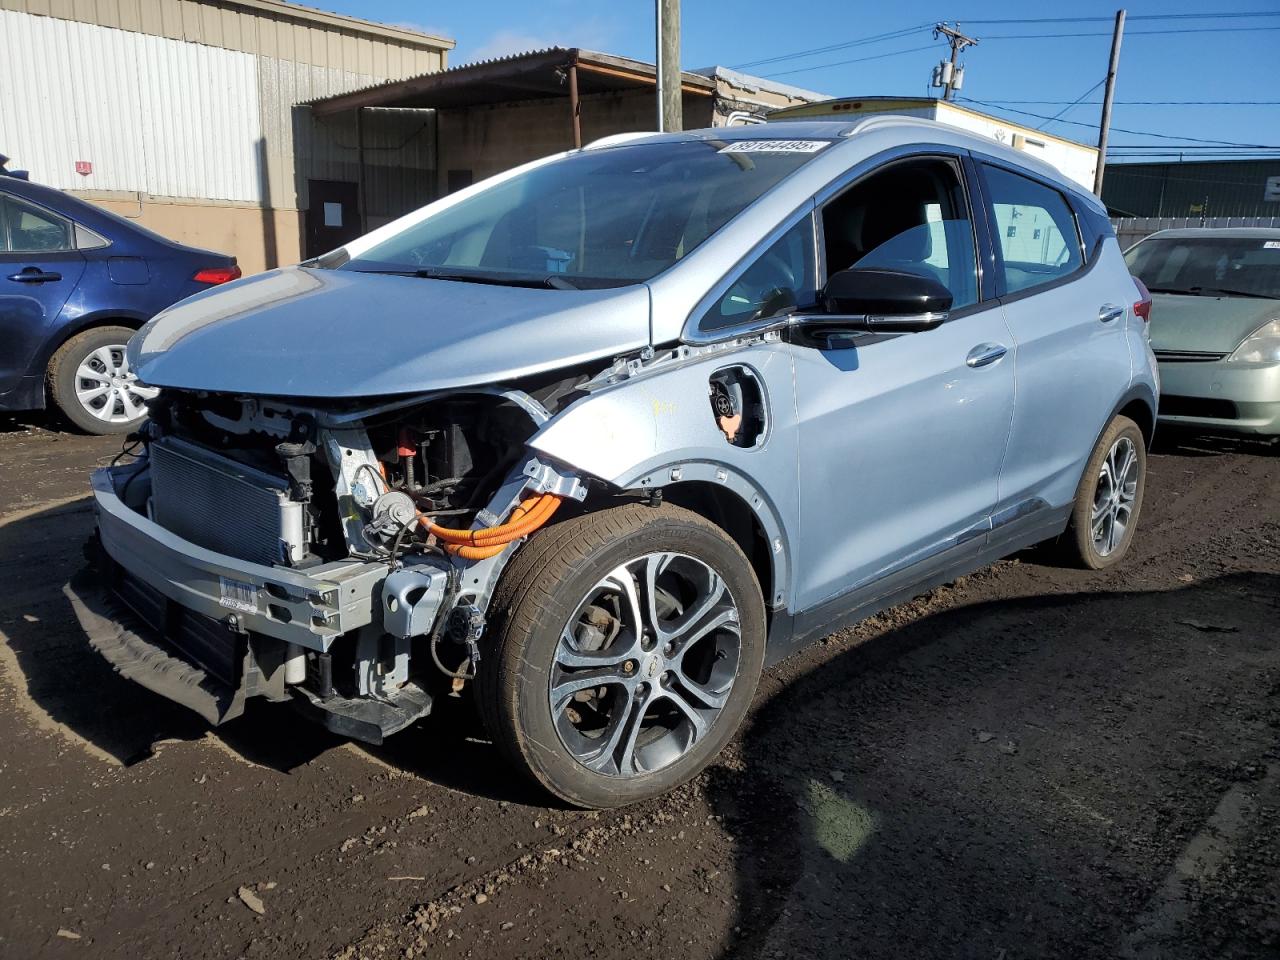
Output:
68,118,1159,808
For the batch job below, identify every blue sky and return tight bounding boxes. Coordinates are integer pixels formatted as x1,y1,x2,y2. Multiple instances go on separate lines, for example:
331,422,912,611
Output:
317,1,1280,159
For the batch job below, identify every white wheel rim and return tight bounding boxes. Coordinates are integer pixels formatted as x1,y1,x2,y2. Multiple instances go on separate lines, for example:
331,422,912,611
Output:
74,343,158,424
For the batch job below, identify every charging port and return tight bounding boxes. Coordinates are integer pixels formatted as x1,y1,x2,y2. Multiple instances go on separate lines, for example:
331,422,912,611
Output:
709,366,766,448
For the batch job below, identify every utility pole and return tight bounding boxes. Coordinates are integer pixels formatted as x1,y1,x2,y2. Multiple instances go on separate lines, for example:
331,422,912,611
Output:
655,0,682,132
933,23,978,101
1093,8,1126,196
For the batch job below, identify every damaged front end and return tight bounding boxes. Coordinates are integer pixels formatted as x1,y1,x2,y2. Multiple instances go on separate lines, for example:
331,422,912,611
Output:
67,382,587,744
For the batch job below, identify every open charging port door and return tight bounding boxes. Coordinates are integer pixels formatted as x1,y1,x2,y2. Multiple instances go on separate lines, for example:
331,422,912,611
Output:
709,366,766,448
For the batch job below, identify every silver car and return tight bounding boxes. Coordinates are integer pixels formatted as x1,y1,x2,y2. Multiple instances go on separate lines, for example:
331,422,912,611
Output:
68,119,1159,807
1125,227,1280,438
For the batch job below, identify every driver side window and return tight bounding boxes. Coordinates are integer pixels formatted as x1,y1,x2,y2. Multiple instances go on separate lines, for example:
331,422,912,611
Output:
820,156,978,310
701,216,816,331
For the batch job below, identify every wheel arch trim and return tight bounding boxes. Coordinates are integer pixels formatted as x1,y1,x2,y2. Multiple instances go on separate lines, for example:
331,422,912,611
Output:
618,462,791,611
38,311,151,378
1110,381,1158,449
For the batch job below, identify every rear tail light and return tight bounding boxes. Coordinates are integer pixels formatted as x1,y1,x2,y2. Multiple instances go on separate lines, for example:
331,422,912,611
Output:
1132,277,1152,323
192,264,241,285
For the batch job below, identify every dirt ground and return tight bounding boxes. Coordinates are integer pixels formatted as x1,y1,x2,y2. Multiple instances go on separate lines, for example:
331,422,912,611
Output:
0,411,1276,960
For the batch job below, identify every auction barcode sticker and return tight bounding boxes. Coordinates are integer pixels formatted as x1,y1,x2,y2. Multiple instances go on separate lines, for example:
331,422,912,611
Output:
219,576,258,614
718,140,831,154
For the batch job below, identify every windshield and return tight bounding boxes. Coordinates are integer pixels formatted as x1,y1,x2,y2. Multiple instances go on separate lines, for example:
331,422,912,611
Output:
342,139,831,288
1125,235,1280,299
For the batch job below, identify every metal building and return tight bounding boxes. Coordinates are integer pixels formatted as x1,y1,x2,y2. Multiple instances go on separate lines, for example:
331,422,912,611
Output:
0,0,453,273
307,48,827,205
1102,159,1280,219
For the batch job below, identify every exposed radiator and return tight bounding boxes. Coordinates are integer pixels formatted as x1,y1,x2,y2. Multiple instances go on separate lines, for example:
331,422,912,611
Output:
149,437,306,566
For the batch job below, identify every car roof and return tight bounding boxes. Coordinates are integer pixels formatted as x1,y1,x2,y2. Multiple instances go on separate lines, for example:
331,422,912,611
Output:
0,173,191,250
588,115,1099,212
1,174,101,218
1143,226,1280,240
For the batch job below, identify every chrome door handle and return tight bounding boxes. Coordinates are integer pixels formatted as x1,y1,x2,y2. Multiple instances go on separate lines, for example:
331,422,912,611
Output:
965,343,1008,368
1098,303,1124,323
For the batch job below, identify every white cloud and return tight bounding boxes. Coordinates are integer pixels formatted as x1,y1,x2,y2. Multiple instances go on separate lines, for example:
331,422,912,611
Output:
461,17,621,64
387,21,453,41
467,29,559,62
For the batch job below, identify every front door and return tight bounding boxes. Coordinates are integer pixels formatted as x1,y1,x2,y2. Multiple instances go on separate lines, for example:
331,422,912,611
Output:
304,180,361,259
0,194,86,397
790,154,1014,613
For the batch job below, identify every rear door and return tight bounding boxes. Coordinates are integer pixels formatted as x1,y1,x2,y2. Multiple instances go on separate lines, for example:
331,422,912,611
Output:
976,159,1132,520
0,194,86,395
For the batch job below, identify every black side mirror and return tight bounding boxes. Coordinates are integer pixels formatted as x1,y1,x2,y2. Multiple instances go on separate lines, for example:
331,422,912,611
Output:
808,267,952,334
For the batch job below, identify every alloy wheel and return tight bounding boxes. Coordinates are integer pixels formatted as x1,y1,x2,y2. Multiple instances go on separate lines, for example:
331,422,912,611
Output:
1091,435,1139,557
74,344,158,424
550,552,742,778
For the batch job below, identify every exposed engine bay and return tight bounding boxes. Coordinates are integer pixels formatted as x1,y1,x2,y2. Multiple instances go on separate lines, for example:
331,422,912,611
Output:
70,340,778,746
84,378,593,743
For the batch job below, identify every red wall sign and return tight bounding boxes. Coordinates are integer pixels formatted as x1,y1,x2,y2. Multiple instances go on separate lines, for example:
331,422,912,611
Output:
75,160,92,176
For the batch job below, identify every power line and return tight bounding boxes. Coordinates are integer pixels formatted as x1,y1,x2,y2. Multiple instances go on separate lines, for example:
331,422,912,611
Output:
961,11,1280,25
1109,146,1280,152
730,11,1280,74
763,43,939,79
730,23,932,71
1035,78,1104,129
981,25,1280,39
981,100,1280,106
736,21,1280,78
958,97,1280,148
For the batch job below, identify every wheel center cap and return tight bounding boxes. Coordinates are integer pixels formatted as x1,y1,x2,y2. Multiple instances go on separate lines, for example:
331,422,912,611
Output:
643,653,663,680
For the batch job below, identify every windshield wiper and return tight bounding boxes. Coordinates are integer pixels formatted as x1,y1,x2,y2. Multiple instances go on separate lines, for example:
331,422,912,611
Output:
410,267,580,290
1197,286,1277,300
1142,286,1198,295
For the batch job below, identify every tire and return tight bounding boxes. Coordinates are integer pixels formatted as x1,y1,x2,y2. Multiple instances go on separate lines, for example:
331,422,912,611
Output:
1060,415,1147,570
47,326,156,435
477,502,766,808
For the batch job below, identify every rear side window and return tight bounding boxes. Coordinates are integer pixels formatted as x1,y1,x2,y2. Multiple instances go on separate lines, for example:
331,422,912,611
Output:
4,197,72,253
982,164,1082,295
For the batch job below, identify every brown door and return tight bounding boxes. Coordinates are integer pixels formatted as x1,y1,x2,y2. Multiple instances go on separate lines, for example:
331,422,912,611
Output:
305,180,360,259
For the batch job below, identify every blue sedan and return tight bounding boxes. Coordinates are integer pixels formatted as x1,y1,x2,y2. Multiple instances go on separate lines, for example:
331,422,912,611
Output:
0,160,239,434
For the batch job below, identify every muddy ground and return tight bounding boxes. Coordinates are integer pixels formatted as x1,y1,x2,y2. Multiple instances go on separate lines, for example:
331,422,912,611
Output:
0,411,1276,960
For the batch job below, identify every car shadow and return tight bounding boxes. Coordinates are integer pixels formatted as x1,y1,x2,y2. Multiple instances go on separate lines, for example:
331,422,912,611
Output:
0,410,63,435
1152,428,1277,459
706,571,1280,960
0,498,543,801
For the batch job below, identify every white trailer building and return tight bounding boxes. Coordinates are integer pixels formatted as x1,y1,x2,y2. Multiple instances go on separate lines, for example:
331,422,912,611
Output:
770,96,1099,191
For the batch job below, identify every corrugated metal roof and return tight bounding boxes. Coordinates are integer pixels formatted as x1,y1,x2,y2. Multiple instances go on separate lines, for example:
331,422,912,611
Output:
689,65,829,105
305,47,716,115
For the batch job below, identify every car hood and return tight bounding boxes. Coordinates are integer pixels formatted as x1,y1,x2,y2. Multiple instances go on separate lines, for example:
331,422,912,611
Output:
129,266,651,397
1148,293,1280,354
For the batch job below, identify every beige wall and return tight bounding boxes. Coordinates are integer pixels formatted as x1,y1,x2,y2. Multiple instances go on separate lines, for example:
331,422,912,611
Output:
75,193,302,275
